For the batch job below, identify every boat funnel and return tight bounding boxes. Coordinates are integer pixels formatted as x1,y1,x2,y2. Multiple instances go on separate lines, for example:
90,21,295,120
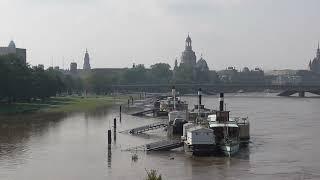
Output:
198,88,202,106
172,86,176,110
219,93,224,111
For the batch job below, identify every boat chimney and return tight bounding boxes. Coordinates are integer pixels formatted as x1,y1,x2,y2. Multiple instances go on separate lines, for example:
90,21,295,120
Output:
219,93,224,111
198,88,202,106
172,86,176,110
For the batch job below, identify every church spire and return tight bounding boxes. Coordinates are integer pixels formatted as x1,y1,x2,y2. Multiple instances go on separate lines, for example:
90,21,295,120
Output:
83,49,91,70
174,58,178,70
185,33,192,50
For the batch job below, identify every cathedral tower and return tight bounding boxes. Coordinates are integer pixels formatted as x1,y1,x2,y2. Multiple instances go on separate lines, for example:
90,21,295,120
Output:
180,34,196,66
309,42,320,73
83,49,91,70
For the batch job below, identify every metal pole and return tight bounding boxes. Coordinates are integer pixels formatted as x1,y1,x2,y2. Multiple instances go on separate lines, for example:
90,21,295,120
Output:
172,86,176,110
198,88,202,106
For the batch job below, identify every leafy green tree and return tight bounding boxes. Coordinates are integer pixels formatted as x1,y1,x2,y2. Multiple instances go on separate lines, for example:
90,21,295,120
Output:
174,64,195,83
85,72,112,94
0,54,32,102
149,63,172,83
121,64,148,84
0,54,68,102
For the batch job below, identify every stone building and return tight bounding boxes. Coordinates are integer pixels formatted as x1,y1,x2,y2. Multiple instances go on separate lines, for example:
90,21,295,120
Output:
0,40,26,63
174,34,211,82
83,49,91,70
217,67,238,83
70,62,77,73
309,43,320,73
195,56,210,82
180,34,197,67
218,67,265,84
266,69,320,85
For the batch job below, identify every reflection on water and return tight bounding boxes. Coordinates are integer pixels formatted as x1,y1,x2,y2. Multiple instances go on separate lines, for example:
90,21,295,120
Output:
0,113,66,170
0,93,320,180
107,146,111,168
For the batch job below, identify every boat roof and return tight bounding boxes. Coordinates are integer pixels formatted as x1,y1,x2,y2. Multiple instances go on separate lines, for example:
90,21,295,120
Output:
187,126,213,133
208,114,216,118
208,115,246,122
209,123,238,128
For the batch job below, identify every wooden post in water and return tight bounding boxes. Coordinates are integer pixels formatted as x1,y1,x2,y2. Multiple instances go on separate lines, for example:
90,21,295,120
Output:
107,129,111,167
119,105,122,122
113,118,117,132
107,130,112,145
113,118,117,141
299,91,305,97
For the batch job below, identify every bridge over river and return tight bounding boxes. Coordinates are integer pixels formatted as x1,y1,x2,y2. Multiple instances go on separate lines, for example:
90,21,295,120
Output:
108,84,320,97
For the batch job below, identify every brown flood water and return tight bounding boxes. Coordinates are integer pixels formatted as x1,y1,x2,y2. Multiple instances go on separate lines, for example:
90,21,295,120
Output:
0,93,320,180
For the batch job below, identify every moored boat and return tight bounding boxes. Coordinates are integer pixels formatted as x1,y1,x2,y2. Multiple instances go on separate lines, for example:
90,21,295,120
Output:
208,93,241,156
188,88,215,122
182,125,216,155
157,86,188,116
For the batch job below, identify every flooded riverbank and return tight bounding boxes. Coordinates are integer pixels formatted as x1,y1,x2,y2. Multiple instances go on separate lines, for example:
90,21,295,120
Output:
0,95,125,115
0,93,320,179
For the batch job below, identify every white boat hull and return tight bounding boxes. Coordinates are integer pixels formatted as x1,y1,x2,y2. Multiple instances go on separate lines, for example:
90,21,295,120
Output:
184,143,217,156
220,143,239,156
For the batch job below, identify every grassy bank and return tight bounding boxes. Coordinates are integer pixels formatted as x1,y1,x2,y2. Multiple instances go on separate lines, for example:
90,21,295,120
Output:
0,96,126,115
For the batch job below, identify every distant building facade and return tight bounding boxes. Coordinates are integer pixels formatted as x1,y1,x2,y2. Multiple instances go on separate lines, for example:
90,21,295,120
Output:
265,69,320,85
218,67,265,84
0,40,26,63
70,62,77,73
83,49,91,70
309,43,320,73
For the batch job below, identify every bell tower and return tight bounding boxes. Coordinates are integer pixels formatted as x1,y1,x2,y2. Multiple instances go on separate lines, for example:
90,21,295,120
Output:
83,49,91,70
185,34,192,50
181,34,196,66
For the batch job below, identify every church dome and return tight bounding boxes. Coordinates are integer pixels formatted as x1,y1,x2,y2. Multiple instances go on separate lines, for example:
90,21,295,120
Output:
242,67,250,72
196,57,209,71
8,40,16,48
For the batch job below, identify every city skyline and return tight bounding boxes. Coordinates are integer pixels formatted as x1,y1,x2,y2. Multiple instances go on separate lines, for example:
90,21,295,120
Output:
1,0,320,70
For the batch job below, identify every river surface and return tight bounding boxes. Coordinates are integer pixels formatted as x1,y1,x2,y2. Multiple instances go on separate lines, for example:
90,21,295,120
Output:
0,93,320,180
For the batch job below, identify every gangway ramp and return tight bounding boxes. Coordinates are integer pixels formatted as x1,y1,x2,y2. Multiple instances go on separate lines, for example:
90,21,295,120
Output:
128,122,168,134
146,140,183,151
131,109,156,116
124,140,183,151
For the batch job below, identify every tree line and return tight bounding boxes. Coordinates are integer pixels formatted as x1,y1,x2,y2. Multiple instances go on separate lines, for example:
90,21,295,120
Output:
84,63,220,94
1,54,276,99
0,54,82,103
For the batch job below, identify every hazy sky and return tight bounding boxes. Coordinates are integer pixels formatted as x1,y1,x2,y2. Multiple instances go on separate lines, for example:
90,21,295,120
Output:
1,0,320,70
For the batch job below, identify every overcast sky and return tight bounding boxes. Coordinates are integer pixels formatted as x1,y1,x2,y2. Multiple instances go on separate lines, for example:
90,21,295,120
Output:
1,0,320,70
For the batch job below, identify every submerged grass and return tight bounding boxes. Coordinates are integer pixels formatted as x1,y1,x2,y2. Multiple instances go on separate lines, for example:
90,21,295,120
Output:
145,169,163,180
0,95,127,115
